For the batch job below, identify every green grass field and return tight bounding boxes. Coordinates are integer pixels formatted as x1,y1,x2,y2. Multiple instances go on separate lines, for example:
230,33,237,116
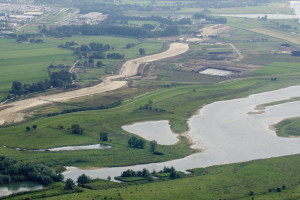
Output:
227,17,300,45
1,60,300,169
274,117,300,137
0,36,165,100
210,2,294,14
5,154,300,200
0,38,75,100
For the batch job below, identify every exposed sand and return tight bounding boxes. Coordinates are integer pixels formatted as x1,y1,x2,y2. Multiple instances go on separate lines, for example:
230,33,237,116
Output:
0,43,189,125
201,24,231,37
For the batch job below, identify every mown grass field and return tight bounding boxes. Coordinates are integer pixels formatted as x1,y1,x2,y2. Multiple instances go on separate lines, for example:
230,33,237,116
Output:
5,154,300,200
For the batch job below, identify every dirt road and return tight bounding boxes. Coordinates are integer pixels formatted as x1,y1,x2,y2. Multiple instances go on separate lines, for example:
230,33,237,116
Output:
0,43,189,125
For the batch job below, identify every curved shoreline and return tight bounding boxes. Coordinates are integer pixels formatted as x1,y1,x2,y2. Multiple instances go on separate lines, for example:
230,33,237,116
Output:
63,85,300,181
0,43,189,125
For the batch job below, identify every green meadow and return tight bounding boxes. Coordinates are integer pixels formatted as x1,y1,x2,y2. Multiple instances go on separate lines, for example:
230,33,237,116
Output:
5,154,300,200
0,36,164,100
0,38,74,100
1,61,300,168
275,117,300,137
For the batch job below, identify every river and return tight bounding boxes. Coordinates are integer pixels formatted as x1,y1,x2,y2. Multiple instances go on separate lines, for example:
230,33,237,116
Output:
214,1,300,22
63,85,300,181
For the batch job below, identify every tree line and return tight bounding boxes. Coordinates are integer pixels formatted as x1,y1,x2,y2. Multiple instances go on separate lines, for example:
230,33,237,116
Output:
9,70,76,97
0,156,63,186
47,101,121,117
193,13,227,24
41,24,179,38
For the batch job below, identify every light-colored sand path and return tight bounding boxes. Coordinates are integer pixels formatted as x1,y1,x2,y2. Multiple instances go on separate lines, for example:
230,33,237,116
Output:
0,43,189,125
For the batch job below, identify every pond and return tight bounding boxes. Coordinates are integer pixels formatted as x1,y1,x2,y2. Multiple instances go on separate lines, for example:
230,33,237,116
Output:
0,182,43,197
63,85,300,181
15,144,112,152
199,68,234,76
122,120,179,145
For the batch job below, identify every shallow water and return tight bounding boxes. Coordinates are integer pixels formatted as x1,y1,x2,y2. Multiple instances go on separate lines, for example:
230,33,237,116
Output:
0,182,43,197
16,144,112,151
64,85,300,181
122,120,179,145
290,1,300,22
199,68,234,76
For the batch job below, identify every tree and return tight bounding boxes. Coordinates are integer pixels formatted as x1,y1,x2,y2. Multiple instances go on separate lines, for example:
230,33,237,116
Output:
71,124,83,135
11,81,23,95
64,178,75,190
128,136,137,147
32,125,37,130
88,58,94,65
100,132,108,141
26,126,30,132
96,61,103,68
139,48,146,55
107,176,111,181
150,140,157,153
77,174,91,184
170,171,181,179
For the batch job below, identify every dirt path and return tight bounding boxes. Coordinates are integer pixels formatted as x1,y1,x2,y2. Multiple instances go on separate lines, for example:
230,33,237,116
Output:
0,43,189,125
69,59,81,73
228,43,244,61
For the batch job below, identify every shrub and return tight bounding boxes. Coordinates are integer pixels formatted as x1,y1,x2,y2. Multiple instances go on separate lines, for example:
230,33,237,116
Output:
77,174,91,184
100,132,108,141
71,124,83,134
64,178,75,190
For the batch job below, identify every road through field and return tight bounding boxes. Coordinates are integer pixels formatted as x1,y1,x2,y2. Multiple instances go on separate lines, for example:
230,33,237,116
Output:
0,43,189,125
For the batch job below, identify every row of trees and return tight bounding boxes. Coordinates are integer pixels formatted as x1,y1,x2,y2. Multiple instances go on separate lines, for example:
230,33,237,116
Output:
0,156,63,185
193,13,227,24
47,101,121,117
41,24,179,38
10,70,76,96
121,168,150,177
128,136,145,149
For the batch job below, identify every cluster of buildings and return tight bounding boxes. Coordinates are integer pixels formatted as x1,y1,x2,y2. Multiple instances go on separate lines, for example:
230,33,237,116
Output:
62,12,107,26
0,3,49,30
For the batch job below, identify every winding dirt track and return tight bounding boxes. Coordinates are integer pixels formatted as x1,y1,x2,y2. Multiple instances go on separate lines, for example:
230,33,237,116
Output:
0,43,189,125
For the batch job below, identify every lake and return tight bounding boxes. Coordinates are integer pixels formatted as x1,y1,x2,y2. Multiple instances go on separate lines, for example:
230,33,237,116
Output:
63,85,300,181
